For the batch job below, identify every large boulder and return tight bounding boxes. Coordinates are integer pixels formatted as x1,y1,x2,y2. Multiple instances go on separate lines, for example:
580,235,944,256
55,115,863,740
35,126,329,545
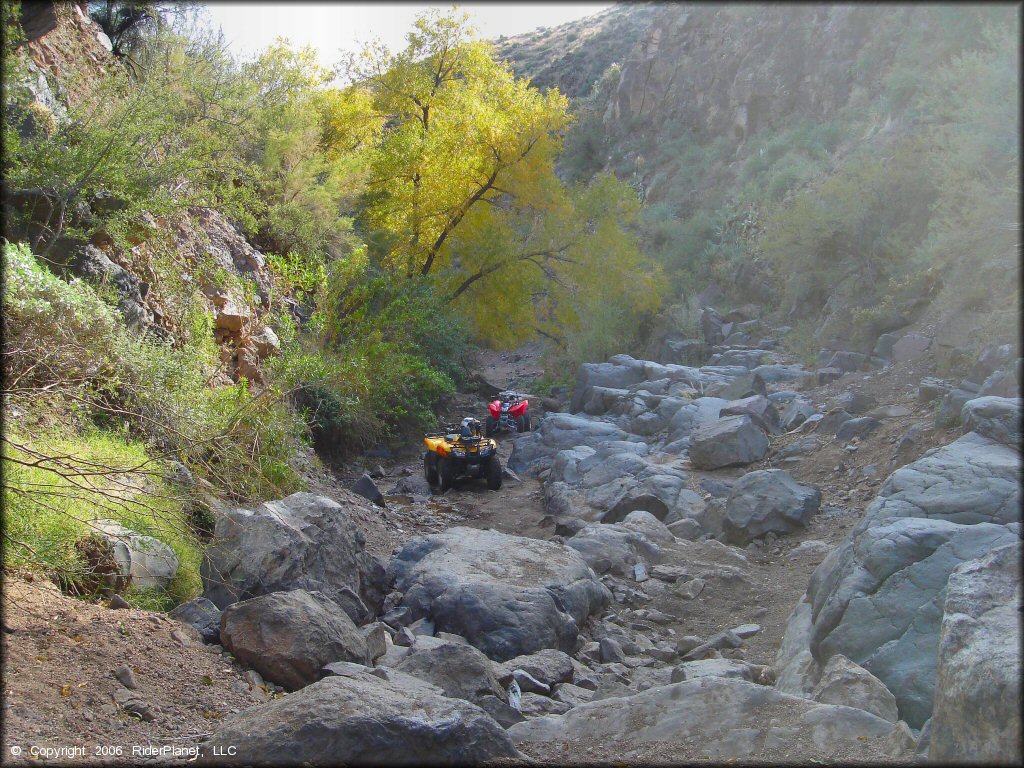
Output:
720,395,781,434
219,590,368,691
90,519,178,590
387,527,609,662
201,492,386,623
929,542,1021,764
495,649,575,689
807,518,1018,729
665,397,728,443
860,431,1020,528
200,671,519,765
509,677,907,762
392,638,507,706
688,415,769,469
723,470,821,545
564,522,664,577
508,413,630,475
798,432,1021,728
960,396,1021,449
811,654,899,722
546,443,702,524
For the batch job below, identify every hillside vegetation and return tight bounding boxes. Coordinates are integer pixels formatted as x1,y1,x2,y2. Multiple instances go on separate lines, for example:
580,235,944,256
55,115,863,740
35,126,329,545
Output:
1,3,657,596
522,5,1019,366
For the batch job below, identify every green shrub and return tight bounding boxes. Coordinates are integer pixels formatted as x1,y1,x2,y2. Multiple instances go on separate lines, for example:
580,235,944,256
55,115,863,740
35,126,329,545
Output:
3,242,305,503
2,427,203,606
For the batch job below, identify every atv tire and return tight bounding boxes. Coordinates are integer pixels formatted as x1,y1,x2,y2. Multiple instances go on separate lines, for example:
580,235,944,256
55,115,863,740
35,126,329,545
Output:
515,415,526,433
485,416,498,437
485,456,503,490
423,452,439,487
438,457,455,492
522,412,531,432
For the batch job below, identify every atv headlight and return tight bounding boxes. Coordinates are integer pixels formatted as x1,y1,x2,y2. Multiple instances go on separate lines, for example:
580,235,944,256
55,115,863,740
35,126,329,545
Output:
451,448,466,457
479,446,492,456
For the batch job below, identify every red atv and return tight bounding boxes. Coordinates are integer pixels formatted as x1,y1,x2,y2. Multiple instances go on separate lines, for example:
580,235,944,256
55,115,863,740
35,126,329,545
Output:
486,391,531,436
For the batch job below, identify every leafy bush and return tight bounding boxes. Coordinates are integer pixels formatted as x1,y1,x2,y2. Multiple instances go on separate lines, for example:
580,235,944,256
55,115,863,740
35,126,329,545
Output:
3,426,202,605
3,243,305,502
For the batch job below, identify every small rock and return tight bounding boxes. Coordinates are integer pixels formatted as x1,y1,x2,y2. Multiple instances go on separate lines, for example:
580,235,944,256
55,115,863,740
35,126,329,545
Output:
677,578,706,600
599,637,625,664
511,669,550,696
633,562,649,582
109,595,130,610
731,624,761,639
113,665,137,690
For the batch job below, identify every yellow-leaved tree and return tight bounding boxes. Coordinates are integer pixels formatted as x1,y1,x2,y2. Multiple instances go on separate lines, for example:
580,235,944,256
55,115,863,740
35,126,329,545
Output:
348,9,570,277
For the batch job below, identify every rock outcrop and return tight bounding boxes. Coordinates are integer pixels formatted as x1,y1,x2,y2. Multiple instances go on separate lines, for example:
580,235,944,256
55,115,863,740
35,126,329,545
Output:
929,542,1021,764
780,430,1021,729
387,527,609,661
220,590,369,691
510,677,909,761
201,493,386,623
201,671,519,765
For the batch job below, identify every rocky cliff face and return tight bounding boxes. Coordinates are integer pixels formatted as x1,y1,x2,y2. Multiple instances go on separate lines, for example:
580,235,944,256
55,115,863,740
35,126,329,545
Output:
605,5,899,146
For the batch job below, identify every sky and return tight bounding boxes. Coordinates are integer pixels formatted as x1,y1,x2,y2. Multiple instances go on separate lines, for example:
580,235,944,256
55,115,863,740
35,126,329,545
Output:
201,2,614,70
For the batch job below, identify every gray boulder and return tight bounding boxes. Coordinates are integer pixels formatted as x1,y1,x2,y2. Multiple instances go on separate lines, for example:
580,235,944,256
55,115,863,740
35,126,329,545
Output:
666,397,728,443
835,416,881,442
387,527,609,661
670,658,757,683
393,638,506,706
495,649,574,689
960,396,1021,448
90,519,178,590
829,391,878,415
350,474,385,507
220,590,368,691
689,415,769,470
817,409,853,436
929,542,1021,764
508,413,630,475
935,388,974,428
169,597,221,644
723,470,821,545
547,444,701,525
201,492,386,623
509,677,906,762
564,523,663,577
201,671,519,765
780,397,817,431
752,363,807,384
811,654,899,722
807,517,1018,728
862,431,1020,528
720,395,781,434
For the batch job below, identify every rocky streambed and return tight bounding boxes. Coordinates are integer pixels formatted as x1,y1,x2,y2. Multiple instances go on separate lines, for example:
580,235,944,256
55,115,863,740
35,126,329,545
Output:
5,315,1020,766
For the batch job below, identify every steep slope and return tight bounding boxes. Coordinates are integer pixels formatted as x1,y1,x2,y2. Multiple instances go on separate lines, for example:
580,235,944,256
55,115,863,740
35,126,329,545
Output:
499,3,1018,372
491,4,656,98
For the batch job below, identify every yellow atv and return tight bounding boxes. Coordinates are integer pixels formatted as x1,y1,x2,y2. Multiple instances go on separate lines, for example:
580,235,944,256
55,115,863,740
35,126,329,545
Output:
423,417,502,492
